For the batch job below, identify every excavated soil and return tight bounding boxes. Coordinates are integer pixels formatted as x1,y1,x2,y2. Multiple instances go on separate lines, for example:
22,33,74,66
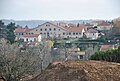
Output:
31,60,120,81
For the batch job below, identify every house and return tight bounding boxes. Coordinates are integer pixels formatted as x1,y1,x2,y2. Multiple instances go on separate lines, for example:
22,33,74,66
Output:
85,29,99,39
96,21,113,31
67,27,85,38
100,45,115,51
85,23,94,31
23,34,41,42
26,22,85,39
14,28,32,40
67,47,86,60
57,22,68,27
77,52,86,60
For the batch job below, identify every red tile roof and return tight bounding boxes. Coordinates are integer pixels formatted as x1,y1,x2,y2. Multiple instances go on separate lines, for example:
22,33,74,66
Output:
97,22,111,26
68,23,77,27
59,22,67,25
15,28,32,33
67,27,84,32
48,22,85,32
87,29,98,33
65,24,85,32
85,23,93,26
23,34,40,37
47,22,68,31
20,22,85,33
100,45,114,51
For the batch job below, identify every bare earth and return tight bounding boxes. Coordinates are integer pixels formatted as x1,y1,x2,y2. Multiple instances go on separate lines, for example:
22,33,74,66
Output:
31,60,120,81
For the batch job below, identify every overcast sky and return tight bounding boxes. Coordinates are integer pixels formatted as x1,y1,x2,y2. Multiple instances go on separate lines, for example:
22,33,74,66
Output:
0,0,120,20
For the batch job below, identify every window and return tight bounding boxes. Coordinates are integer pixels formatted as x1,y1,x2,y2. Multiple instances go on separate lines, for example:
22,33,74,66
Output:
76,33,78,35
36,29,37,31
79,55,84,59
45,28,47,31
93,33,94,35
58,29,60,31
47,32,49,34
30,40,32,42
26,38,28,42
49,28,51,31
69,32,71,35
63,32,65,35
34,38,36,41
54,28,56,31
31,33,34,34
73,32,75,35
40,29,42,31
79,33,81,35
40,33,42,34
46,24,50,26
21,33,23,35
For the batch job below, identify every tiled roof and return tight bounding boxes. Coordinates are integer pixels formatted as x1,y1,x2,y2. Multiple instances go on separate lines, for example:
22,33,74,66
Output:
87,29,98,33
68,23,77,27
66,24,85,32
100,45,114,51
59,22,67,25
85,23,93,26
97,22,111,26
67,27,84,32
77,52,86,55
47,22,68,31
48,22,85,32
16,22,85,33
23,34,40,37
15,28,32,33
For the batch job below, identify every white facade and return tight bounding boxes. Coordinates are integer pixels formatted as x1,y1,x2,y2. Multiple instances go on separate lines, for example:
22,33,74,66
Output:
23,34,41,42
26,22,85,39
97,25,113,31
85,29,99,39
86,33,98,39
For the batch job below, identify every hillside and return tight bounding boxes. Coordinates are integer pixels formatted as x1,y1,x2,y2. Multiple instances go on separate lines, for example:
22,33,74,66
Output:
31,60,120,81
1,19,97,28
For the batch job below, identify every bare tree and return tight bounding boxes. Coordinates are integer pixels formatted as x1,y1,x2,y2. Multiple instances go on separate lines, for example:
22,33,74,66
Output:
0,39,51,81
33,41,51,72
52,43,77,61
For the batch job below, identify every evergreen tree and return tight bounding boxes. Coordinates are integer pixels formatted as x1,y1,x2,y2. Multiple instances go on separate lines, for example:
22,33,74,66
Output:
6,22,17,43
25,25,28,28
90,46,120,63
0,20,7,39
77,23,80,27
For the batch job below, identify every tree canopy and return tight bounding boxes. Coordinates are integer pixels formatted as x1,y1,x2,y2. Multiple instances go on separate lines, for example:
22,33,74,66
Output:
0,20,17,43
90,47,120,63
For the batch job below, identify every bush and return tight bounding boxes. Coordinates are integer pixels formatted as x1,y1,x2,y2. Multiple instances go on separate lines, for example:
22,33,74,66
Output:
90,47,120,63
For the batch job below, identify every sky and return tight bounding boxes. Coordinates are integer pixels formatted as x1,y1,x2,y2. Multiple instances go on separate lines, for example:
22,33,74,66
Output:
0,0,120,20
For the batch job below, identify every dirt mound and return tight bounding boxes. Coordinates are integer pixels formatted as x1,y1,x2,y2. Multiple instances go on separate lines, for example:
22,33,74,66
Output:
31,60,120,81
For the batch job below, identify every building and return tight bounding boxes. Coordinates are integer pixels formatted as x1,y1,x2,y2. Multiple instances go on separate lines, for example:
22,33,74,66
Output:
14,28,32,40
23,34,41,42
26,22,85,39
100,45,115,51
96,21,113,31
77,52,86,60
85,29,99,39
67,47,86,60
